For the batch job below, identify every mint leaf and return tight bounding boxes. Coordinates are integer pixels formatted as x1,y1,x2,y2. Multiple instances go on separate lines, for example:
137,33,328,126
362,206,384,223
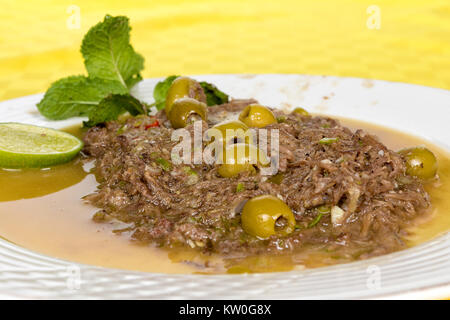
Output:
83,94,125,127
81,15,144,89
37,76,127,120
37,15,146,121
125,73,143,89
110,94,146,116
199,81,229,106
153,75,180,110
83,94,147,127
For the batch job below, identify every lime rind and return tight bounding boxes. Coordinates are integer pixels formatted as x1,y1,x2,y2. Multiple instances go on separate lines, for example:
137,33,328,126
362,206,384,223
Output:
0,123,83,169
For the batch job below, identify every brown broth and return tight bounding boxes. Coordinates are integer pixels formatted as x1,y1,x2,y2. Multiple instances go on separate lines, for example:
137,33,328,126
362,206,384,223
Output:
0,119,449,274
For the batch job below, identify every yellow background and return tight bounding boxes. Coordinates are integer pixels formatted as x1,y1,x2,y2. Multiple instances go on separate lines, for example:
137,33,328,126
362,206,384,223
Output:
0,0,449,102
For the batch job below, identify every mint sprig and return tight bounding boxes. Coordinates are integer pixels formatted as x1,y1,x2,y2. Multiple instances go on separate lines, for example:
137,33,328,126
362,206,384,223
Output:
37,15,231,126
37,15,144,122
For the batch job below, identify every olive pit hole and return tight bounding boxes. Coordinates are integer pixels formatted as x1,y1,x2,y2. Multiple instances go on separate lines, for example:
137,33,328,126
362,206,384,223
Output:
274,216,289,232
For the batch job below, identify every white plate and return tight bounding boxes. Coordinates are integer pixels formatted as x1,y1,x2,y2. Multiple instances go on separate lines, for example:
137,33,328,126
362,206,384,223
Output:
0,74,449,299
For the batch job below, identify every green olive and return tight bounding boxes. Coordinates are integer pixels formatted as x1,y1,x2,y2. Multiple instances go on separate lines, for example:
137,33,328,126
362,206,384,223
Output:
165,76,206,115
206,120,253,148
217,143,269,178
238,104,277,128
241,195,296,239
292,107,310,116
398,146,438,180
168,98,207,128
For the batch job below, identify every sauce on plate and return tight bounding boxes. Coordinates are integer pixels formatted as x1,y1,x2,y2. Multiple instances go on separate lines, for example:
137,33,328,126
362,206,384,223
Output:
0,120,448,274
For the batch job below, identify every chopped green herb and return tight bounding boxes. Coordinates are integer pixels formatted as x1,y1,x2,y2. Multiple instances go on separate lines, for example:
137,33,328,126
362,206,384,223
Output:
319,137,339,145
308,213,324,228
183,166,198,176
276,116,286,123
189,215,203,223
117,181,127,188
336,156,345,164
268,173,284,184
317,205,331,214
116,124,128,134
133,120,143,127
185,167,199,185
149,152,159,159
236,182,245,193
156,158,171,171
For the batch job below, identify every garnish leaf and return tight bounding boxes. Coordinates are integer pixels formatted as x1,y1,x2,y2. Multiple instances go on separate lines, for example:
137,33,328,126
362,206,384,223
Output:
109,94,146,116
38,15,145,122
199,81,229,106
83,94,126,127
153,75,180,110
125,73,143,89
83,94,147,127
37,76,127,120
81,15,144,89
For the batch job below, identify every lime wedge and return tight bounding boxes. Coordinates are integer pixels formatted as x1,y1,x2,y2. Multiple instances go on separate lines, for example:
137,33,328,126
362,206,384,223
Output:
0,123,83,168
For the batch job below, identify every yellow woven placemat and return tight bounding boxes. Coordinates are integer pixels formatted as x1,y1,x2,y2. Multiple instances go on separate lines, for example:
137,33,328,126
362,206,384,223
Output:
0,0,449,101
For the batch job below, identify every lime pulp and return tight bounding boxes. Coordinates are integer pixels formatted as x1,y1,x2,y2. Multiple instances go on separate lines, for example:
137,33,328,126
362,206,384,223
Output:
0,123,83,168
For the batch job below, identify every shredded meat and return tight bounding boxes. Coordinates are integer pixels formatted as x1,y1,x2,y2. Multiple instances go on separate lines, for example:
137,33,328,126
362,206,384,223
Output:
82,100,430,260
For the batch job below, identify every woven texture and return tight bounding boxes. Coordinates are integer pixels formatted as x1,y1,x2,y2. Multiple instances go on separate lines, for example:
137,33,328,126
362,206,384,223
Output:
0,0,449,102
